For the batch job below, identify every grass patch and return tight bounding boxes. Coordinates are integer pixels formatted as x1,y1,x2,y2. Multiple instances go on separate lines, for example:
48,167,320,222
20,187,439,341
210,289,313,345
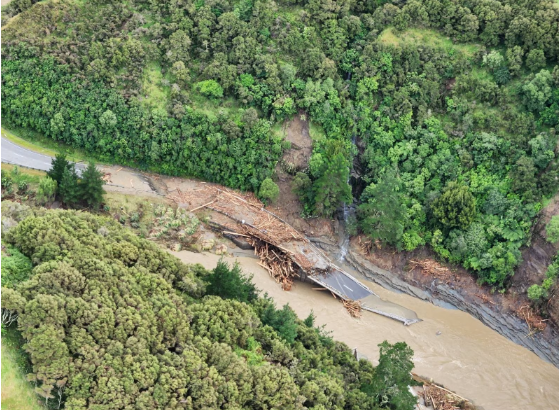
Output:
379,27,481,57
309,121,326,142
1,163,45,181
141,61,171,111
1,326,45,410
1,126,97,164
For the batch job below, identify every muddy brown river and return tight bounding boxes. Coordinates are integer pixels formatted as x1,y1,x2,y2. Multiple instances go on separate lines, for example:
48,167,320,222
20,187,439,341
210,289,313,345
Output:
170,249,559,410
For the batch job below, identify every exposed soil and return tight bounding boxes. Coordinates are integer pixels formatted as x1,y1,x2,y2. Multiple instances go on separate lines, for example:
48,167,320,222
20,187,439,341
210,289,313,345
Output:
271,112,333,238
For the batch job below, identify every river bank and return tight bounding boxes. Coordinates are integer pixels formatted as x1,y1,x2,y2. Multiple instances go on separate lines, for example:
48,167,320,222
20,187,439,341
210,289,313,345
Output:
169,247,559,410
3,131,559,408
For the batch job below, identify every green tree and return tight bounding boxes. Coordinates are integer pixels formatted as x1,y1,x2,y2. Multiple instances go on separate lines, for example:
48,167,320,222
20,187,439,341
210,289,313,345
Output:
194,80,223,99
526,49,546,72
260,302,298,344
205,260,258,303
78,162,104,209
312,154,352,217
358,169,406,247
510,156,537,200
546,216,559,243
506,46,524,76
58,166,79,206
432,182,476,229
369,341,416,410
46,154,72,186
258,178,279,204
522,70,553,112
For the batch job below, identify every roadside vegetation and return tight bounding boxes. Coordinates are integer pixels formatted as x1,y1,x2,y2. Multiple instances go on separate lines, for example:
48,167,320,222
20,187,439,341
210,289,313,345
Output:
1,204,418,409
1,0,558,290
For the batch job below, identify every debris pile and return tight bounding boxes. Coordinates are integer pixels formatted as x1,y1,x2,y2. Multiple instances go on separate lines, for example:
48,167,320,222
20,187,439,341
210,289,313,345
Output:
416,377,476,410
517,304,547,332
248,238,299,291
342,299,362,318
410,259,454,282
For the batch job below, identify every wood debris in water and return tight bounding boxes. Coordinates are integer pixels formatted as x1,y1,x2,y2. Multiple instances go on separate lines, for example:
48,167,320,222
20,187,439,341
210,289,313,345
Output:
417,378,476,410
249,238,298,291
342,299,362,318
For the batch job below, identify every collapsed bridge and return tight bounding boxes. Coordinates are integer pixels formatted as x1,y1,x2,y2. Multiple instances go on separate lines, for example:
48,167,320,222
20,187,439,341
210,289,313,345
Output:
170,184,421,326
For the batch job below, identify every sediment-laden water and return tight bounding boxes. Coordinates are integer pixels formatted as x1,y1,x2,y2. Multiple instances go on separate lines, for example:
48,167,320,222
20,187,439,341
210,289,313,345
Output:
170,249,559,410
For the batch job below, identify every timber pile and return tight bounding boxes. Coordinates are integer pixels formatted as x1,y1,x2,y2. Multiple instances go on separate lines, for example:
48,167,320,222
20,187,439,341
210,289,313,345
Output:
410,259,454,281
248,237,299,291
419,382,476,410
517,304,547,332
342,299,362,318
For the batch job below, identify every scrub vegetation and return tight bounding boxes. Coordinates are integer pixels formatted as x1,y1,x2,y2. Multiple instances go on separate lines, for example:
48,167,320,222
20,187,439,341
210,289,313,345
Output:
1,205,417,409
1,0,558,288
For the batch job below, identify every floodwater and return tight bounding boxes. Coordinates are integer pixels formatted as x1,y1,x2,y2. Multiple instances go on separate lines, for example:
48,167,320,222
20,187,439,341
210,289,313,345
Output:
170,249,559,410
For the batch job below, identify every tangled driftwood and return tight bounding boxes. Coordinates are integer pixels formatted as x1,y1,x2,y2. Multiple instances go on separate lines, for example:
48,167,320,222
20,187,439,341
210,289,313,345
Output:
248,238,299,291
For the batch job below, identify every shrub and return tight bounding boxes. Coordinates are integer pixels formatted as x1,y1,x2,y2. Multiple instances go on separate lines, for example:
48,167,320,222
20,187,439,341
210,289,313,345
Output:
259,178,280,204
194,80,223,99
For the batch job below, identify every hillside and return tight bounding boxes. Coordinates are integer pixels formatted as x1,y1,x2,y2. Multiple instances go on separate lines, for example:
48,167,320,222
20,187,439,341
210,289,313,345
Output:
1,204,419,409
2,0,559,289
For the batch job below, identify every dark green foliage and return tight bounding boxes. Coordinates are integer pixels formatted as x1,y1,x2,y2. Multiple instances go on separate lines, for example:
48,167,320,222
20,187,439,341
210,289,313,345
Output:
2,208,417,409
312,153,352,216
259,299,299,344
58,166,79,206
368,341,416,410
78,162,105,209
432,182,476,230
358,169,406,247
46,154,71,186
205,260,258,303
3,0,559,287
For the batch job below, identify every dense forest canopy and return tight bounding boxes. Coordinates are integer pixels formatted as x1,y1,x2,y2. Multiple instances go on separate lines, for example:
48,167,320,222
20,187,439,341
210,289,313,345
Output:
1,205,417,409
2,0,559,286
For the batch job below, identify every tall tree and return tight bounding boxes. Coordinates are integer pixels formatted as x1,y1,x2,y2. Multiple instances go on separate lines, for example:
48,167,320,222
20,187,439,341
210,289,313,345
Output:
312,153,352,216
358,169,407,247
432,182,476,229
58,166,79,206
46,154,72,186
78,162,104,209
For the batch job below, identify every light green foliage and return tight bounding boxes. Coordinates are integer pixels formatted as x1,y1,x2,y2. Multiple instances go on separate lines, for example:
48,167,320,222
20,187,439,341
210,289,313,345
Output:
194,79,224,99
258,177,279,204
36,177,57,205
432,182,476,229
1,245,33,288
546,216,559,243
99,109,117,128
522,70,553,112
151,205,200,241
482,51,505,71
526,49,546,71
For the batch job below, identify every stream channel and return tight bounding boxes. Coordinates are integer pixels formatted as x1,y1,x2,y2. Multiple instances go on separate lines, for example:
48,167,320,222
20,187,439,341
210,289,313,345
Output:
169,248,559,410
